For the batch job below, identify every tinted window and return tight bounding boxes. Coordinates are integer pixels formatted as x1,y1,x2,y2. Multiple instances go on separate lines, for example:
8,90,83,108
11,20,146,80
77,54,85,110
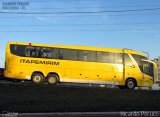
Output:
132,54,147,66
142,61,153,77
41,47,51,58
10,44,123,64
132,54,147,70
77,50,96,62
60,49,77,60
87,51,96,62
25,46,36,57
10,44,60,59
77,50,86,61
50,48,59,59
115,53,123,64
97,52,115,63
10,44,26,56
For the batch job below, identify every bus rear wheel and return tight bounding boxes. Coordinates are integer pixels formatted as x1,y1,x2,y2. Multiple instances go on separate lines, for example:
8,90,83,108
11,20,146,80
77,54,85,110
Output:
32,73,44,84
47,74,58,86
126,79,136,89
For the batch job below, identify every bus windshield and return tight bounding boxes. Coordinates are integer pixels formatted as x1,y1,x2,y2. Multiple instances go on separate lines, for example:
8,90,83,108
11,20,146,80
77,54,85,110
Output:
131,54,154,76
141,60,154,77
131,54,148,71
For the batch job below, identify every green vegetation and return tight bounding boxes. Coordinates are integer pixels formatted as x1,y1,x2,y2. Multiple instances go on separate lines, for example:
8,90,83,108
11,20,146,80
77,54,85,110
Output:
0,83,160,113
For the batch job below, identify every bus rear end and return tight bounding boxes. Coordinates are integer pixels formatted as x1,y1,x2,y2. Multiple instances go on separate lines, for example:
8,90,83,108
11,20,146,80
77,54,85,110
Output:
4,42,24,80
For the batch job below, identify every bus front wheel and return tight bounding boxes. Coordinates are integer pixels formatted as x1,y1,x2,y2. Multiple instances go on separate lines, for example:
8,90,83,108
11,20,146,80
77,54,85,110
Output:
47,74,58,86
31,73,44,84
126,79,136,89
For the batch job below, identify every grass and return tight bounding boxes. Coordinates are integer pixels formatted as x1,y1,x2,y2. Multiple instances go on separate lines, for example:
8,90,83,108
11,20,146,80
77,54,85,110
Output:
0,83,160,113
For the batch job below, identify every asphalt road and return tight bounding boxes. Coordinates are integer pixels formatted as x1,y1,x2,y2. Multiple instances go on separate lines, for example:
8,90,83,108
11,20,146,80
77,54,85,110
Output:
1,112,160,117
0,78,160,117
0,112,122,117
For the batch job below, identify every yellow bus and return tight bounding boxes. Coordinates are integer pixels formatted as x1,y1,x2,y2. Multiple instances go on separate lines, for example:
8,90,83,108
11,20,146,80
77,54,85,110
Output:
4,42,156,89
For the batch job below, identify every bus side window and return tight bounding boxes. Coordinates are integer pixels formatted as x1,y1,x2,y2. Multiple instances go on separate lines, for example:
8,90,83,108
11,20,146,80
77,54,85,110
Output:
46,48,52,58
77,50,96,62
97,52,104,62
59,49,63,59
10,44,26,57
86,51,96,62
82,51,87,61
97,52,115,63
125,54,134,67
41,47,52,58
25,47,31,57
81,50,88,61
59,49,77,60
36,47,41,58
50,48,59,59
115,53,123,64
31,48,36,57
40,48,45,58
25,46,36,57
77,50,86,61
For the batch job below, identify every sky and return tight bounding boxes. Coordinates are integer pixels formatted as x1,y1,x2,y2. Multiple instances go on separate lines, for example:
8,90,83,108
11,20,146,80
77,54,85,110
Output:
0,0,160,67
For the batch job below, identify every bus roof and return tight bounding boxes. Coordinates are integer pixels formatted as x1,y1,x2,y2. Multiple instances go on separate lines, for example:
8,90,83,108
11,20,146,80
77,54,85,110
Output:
7,42,146,57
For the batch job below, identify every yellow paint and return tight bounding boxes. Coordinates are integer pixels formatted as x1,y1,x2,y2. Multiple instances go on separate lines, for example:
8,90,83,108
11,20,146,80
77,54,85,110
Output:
4,42,154,88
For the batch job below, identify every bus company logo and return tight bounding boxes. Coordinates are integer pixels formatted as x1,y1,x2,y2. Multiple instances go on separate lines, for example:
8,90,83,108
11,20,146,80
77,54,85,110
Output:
20,59,60,66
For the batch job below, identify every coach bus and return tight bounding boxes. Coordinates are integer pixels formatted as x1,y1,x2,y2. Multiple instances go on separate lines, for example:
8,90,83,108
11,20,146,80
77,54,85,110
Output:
4,42,156,89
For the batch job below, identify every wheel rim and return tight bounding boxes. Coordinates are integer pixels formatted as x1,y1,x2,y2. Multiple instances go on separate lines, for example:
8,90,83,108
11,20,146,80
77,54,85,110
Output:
33,75,41,83
127,81,134,89
48,77,56,84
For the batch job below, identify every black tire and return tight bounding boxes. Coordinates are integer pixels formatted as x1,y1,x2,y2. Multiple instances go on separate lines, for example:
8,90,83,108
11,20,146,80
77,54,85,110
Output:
47,74,58,85
126,79,136,89
31,73,44,84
